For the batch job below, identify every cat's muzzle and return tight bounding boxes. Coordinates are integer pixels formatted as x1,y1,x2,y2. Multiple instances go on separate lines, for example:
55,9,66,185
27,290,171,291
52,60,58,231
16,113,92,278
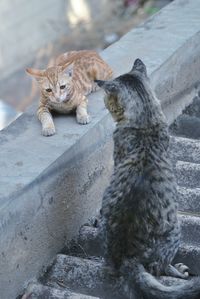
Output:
63,94,71,102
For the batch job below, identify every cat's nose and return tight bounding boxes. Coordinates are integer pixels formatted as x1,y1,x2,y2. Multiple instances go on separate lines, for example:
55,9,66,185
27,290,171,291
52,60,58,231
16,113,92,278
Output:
54,92,60,101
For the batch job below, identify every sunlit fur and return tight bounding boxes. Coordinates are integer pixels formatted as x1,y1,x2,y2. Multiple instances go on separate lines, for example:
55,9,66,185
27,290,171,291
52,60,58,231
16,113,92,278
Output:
26,50,113,136
96,59,200,299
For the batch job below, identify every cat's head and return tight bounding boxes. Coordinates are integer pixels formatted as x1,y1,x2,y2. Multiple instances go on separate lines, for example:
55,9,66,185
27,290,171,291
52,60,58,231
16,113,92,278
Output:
95,59,165,128
26,63,74,103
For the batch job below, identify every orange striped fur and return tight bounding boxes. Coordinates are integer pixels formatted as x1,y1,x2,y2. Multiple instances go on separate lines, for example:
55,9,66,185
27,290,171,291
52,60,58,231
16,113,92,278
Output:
26,50,113,136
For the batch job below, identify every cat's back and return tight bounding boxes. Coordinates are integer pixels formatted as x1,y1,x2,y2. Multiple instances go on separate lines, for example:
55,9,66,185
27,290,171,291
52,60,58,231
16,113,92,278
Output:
113,124,175,200
103,125,179,268
56,50,112,74
56,50,96,66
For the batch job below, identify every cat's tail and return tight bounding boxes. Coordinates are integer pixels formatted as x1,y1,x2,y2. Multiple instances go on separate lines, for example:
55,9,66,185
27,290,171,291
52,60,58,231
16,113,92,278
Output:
121,259,200,299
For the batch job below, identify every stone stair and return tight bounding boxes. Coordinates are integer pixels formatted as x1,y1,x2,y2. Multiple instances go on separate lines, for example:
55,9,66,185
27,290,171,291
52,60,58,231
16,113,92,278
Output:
22,283,100,299
21,95,200,298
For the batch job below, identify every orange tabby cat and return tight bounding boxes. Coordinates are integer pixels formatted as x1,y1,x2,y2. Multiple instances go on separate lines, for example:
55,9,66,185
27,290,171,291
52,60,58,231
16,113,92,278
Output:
26,50,113,136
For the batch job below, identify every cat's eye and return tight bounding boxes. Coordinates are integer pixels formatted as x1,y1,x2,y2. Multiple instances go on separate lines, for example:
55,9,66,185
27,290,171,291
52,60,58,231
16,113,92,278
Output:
46,88,52,93
60,85,66,90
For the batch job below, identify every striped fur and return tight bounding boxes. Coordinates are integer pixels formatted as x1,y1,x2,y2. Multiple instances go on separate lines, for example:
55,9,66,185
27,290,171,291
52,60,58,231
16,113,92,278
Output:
26,50,113,136
95,59,200,299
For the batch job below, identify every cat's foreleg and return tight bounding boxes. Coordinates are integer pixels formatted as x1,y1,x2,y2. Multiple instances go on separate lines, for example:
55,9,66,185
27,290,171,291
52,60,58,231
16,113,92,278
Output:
37,105,56,136
76,98,91,125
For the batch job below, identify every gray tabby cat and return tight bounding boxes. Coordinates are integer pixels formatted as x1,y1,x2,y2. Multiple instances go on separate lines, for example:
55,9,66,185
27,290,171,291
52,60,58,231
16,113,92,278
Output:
95,59,200,299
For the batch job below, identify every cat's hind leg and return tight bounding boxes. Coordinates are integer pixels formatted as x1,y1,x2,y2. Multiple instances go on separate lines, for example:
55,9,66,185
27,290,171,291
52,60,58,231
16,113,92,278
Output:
76,97,91,125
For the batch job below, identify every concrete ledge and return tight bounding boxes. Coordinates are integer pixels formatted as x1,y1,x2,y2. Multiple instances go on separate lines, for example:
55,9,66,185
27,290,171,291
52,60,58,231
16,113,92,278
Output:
175,161,200,188
177,187,200,213
24,283,100,299
1,1,200,298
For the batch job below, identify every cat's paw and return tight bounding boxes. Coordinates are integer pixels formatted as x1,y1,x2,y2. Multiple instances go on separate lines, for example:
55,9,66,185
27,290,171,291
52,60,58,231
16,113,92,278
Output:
42,126,56,136
165,263,189,279
77,114,91,125
174,263,189,278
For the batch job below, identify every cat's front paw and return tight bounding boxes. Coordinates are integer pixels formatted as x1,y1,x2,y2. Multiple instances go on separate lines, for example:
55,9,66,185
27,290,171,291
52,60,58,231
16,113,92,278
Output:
77,114,91,125
42,126,56,136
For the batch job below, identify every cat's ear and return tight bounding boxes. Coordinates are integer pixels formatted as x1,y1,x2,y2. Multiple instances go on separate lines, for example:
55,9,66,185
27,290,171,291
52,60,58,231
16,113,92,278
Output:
131,58,147,77
95,80,119,94
26,68,46,79
60,63,73,77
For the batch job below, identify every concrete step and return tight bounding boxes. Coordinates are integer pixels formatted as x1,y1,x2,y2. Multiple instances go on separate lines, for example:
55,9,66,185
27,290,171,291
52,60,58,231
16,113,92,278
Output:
64,213,200,260
43,252,200,299
179,214,200,247
175,161,200,188
170,136,200,163
43,254,123,299
177,187,200,213
182,95,200,118
169,114,200,139
169,95,200,140
22,283,100,299
64,189,200,259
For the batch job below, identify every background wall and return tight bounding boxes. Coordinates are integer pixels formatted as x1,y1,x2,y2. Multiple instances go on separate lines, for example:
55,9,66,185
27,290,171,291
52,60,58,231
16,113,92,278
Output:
0,0,123,80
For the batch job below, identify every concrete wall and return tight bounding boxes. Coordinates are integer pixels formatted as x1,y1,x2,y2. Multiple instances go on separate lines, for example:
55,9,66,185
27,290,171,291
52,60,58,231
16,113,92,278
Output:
0,0,63,79
0,0,115,80
1,0,200,298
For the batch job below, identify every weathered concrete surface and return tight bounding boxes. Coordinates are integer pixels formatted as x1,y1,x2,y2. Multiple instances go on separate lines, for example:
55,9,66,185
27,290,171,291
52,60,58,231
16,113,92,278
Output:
175,161,200,188
63,214,200,260
44,255,123,299
170,114,200,139
177,187,200,213
179,214,200,247
0,0,65,80
1,0,200,298
170,136,200,164
23,282,100,299
44,253,200,299
0,119,114,299
170,94,200,139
